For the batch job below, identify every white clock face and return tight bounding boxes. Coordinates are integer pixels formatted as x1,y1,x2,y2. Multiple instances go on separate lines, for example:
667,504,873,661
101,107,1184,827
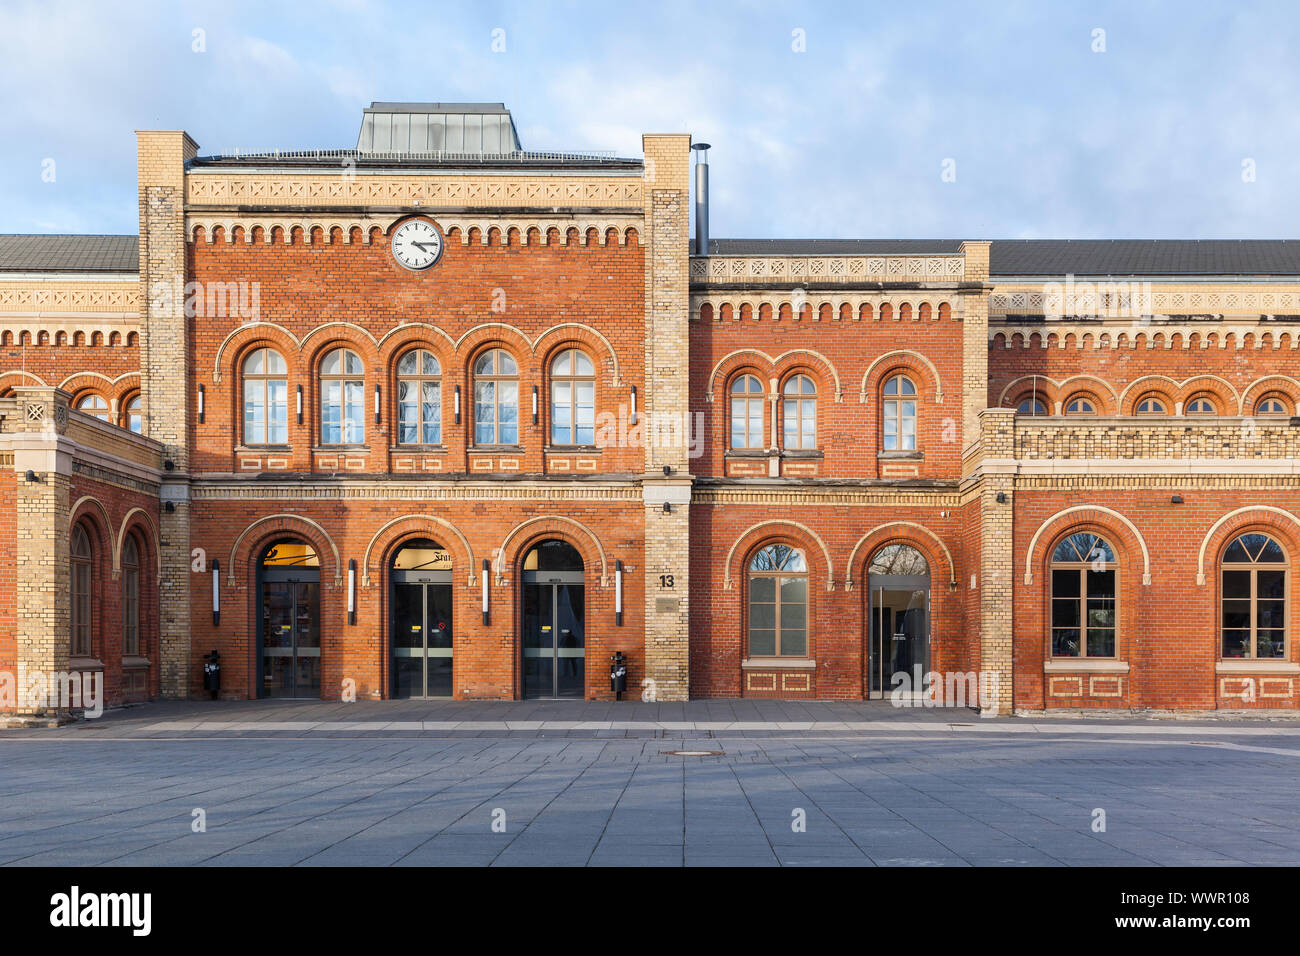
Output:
391,219,443,270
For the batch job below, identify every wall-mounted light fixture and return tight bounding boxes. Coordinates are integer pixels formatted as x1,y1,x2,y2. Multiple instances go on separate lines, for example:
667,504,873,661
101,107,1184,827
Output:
197,384,205,424
296,385,304,425
663,465,672,476
630,385,638,425
662,501,672,514
455,385,462,425
995,492,1007,504
615,560,624,626
347,559,357,625
373,385,381,425
481,558,490,625
24,469,38,483
212,559,221,626
164,460,175,472
1171,495,1184,504
531,385,539,426
165,501,176,513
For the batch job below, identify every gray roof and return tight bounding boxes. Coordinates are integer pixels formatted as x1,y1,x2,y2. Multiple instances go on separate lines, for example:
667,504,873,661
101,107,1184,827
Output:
357,101,522,155
0,235,138,273
706,239,1300,277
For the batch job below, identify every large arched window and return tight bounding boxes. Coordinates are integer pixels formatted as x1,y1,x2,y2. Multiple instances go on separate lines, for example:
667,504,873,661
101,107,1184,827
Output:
243,348,289,445
77,393,110,421
730,374,764,449
122,535,140,656
123,393,143,434
474,349,519,445
71,524,93,658
320,348,365,445
747,544,807,658
397,349,442,445
782,374,817,450
1221,533,1287,659
1050,532,1116,658
882,374,917,451
550,349,595,446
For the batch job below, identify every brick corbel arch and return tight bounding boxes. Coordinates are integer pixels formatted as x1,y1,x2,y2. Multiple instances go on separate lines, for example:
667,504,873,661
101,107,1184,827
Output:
1175,374,1239,413
997,374,1058,409
1117,374,1181,414
211,322,300,383
1023,505,1151,586
1056,374,1119,415
361,514,477,588
705,349,774,401
69,496,116,574
498,515,609,587
375,323,456,365
1196,506,1300,585
453,322,534,357
772,349,843,402
227,514,341,587
859,349,943,403
723,520,835,592
115,508,161,581
533,323,624,387
1239,375,1300,415
844,522,957,591
300,322,382,370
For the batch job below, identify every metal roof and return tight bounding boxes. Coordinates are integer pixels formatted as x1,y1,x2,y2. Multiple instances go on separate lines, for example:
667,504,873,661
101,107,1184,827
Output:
706,238,1300,277
0,235,138,273
358,101,521,155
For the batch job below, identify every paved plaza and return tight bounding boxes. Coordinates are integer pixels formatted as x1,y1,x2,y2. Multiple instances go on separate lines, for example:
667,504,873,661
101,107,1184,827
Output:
3,700,1300,866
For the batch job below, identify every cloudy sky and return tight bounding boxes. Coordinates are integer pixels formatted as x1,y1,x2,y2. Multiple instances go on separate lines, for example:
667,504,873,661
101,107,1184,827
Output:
1,0,1296,240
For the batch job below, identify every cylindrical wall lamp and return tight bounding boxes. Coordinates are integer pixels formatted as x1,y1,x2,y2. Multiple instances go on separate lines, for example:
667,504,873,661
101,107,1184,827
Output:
455,385,462,425
532,385,539,426
616,560,624,626
630,385,638,425
197,384,205,424
373,385,381,424
211,559,220,626
481,559,490,625
296,385,304,425
347,559,357,625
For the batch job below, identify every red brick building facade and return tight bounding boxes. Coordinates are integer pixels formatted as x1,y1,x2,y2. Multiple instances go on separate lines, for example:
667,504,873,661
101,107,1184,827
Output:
4,103,1299,714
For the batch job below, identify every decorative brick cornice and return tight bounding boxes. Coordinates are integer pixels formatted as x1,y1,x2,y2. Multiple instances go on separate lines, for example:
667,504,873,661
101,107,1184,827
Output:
690,254,964,284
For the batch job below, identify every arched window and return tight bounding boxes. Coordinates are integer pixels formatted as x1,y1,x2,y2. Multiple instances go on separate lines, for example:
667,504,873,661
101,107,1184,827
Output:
1050,532,1116,658
77,394,109,421
320,348,364,445
71,524,92,658
397,349,441,445
1186,394,1217,416
123,393,143,433
882,374,917,451
1256,394,1290,416
550,349,595,446
122,535,140,656
1221,533,1287,659
730,374,764,449
474,349,519,445
1064,395,1096,415
1015,394,1047,415
868,543,930,576
243,348,289,445
747,544,807,658
782,374,816,450
1135,394,1167,415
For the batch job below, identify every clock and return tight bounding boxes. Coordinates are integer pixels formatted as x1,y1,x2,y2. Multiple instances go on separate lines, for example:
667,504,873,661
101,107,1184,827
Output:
390,219,444,270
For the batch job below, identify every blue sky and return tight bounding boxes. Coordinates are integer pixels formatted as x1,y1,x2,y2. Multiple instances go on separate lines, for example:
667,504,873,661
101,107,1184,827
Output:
1,0,1297,240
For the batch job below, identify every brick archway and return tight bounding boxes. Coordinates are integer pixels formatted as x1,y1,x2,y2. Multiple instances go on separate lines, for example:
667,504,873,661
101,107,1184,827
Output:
362,514,477,588
227,514,341,586
844,522,956,591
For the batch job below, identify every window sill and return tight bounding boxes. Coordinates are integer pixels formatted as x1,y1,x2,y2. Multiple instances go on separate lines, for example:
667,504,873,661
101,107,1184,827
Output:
1044,658,1129,673
545,445,602,454
69,656,105,672
781,449,823,459
725,449,774,458
878,450,924,460
313,445,370,453
1216,660,1300,674
471,446,524,454
741,657,816,670
122,656,151,670
236,444,291,453
391,445,448,453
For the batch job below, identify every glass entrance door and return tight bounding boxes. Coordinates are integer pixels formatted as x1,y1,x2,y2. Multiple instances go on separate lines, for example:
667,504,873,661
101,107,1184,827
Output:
391,541,454,699
259,541,322,699
521,540,586,699
868,582,930,699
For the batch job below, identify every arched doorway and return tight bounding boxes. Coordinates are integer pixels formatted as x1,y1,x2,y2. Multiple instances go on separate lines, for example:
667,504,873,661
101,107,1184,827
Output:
390,539,454,698
866,543,930,698
258,540,321,699
521,540,585,699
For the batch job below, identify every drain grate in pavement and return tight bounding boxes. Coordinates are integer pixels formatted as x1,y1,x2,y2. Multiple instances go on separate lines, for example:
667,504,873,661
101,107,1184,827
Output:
662,749,725,757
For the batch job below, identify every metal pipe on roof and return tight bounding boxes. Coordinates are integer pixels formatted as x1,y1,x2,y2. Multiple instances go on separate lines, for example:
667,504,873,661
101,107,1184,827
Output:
692,143,710,256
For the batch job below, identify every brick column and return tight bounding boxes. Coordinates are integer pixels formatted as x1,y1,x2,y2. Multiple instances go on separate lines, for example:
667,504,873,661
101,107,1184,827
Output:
138,130,198,698
959,240,992,462
9,388,73,715
640,134,692,701
977,408,1016,714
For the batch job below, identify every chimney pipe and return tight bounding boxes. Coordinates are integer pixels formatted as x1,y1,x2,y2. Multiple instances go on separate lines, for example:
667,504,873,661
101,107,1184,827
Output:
692,143,710,256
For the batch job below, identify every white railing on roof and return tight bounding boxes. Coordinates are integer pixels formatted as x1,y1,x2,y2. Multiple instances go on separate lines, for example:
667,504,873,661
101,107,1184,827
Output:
204,148,623,163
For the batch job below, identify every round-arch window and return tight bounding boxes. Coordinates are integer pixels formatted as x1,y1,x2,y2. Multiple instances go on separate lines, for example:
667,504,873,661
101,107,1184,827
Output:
1015,395,1047,415
730,374,764,449
523,539,584,572
77,394,109,420
1064,396,1096,415
551,349,595,446
1256,395,1290,416
868,543,929,576
748,544,807,658
123,394,143,433
243,348,289,445
782,374,817,450
1186,395,1217,415
882,374,917,451
71,524,93,657
473,349,519,446
397,349,442,445
1221,533,1286,660
1135,394,1167,415
123,535,141,655
1050,532,1116,658
320,348,365,444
